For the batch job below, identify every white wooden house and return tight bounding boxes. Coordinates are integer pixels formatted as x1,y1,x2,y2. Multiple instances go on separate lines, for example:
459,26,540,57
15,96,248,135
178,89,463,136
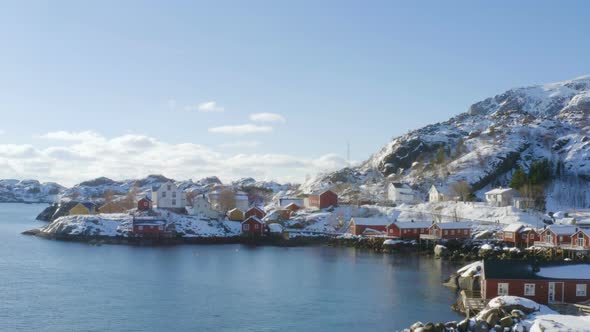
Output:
151,181,186,209
387,182,416,204
428,185,458,202
186,194,221,219
485,187,518,207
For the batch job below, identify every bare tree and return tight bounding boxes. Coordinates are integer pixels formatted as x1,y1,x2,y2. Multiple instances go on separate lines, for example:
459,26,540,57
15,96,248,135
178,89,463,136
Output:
186,191,197,206
217,189,236,212
121,186,139,209
451,181,472,202
103,190,116,203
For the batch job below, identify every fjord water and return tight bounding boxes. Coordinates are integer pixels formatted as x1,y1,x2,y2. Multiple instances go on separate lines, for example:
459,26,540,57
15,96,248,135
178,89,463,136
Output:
0,203,462,331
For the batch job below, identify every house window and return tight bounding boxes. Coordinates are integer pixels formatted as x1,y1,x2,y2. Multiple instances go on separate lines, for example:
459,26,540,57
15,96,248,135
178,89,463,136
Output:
254,224,259,229
530,233,535,239
444,230,448,235
498,283,509,296
577,234,585,247
576,284,587,297
167,185,171,190
524,284,535,296
172,192,177,198
243,224,250,231
172,199,176,206
559,236,564,242
464,230,468,235
138,226,143,231
162,192,167,198
545,233,551,242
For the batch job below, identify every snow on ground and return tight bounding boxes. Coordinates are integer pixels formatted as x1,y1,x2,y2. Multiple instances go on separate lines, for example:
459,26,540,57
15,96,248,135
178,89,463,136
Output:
41,213,133,237
457,261,482,277
41,209,243,238
395,202,545,226
529,314,590,332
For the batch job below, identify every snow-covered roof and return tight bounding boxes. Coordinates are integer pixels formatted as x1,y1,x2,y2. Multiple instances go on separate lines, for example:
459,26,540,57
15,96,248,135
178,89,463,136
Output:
247,206,264,213
391,221,432,229
268,223,283,233
485,187,516,195
351,217,391,226
545,225,578,235
228,208,243,213
503,223,526,233
433,222,472,229
242,216,264,224
390,182,411,189
536,264,590,279
361,227,386,234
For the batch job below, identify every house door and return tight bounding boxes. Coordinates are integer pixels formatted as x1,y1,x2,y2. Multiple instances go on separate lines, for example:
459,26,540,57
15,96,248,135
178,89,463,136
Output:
548,282,555,303
548,282,564,303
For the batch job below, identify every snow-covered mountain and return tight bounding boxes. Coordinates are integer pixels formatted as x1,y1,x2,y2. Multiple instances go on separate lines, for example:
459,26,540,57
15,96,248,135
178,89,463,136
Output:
0,174,295,205
302,75,590,209
0,179,64,203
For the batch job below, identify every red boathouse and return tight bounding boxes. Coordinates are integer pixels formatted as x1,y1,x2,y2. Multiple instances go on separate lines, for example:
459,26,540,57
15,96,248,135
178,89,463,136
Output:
481,260,590,305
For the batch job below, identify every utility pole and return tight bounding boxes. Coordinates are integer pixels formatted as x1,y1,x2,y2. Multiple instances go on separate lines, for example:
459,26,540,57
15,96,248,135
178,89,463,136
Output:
346,141,350,165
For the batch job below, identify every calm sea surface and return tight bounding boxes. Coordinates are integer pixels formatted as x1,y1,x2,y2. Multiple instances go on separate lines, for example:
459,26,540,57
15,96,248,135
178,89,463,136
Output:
0,203,462,331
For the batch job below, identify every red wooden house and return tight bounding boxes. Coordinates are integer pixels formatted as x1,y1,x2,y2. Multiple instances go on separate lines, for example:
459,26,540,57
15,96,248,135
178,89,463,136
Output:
349,217,390,236
535,225,577,249
420,222,471,240
307,190,338,209
241,216,266,236
566,229,590,251
386,221,432,239
284,203,302,212
481,260,590,304
137,197,152,211
132,218,167,236
501,223,539,247
245,207,266,220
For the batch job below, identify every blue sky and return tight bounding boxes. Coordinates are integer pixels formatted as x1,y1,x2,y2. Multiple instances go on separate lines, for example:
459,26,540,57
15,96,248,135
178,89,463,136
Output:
1,0,589,185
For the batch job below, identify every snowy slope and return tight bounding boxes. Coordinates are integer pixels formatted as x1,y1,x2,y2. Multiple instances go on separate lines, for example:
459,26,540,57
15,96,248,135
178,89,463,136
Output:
303,75,590,208
0,179,64,203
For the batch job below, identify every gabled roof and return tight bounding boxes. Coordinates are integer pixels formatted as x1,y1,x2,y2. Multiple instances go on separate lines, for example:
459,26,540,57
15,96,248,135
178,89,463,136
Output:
430,185,454,196
503,223,526,233
485,187,516,195
242,216,265,225
432,222,472,229
247,206,265,214
574,229,590,237
543,225,578,236
391,221,432,229
285,202,302,208
311,189,335,196
138,196,152,202
228,208,244,213
390,182,411,189
351,217,391,226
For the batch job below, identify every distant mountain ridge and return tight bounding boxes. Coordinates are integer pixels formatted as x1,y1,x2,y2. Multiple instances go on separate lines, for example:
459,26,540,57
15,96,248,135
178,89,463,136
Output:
0,175,295,204
301,75,590,209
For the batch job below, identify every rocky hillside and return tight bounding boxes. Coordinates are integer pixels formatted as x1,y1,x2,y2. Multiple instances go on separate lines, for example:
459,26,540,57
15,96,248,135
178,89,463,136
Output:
0,179,64,203
302,75,590,207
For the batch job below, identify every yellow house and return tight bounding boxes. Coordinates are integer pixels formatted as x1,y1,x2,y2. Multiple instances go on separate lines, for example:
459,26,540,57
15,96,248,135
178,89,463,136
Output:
98,201,126,214
227,208,244,221
69,203,96,216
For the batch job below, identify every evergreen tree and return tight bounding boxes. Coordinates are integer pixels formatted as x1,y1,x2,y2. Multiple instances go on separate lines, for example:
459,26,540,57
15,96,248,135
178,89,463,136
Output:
510,168,527,189
436,146,445,164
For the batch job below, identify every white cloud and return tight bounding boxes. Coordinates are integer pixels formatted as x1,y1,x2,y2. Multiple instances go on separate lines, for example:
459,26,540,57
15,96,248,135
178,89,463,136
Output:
0,131,347,186
208,124,273,135
249,112,286,123
190,101,225,113
219,141,262,149
41,130,102,141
